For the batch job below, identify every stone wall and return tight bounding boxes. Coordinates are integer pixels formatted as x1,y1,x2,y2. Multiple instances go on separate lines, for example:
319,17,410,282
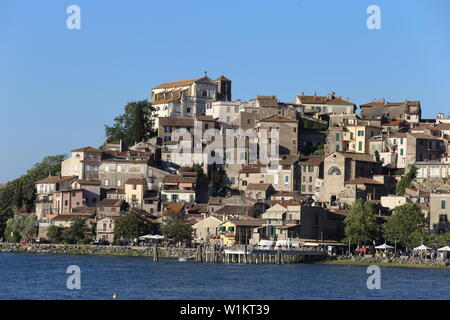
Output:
331,254,449,267
0,243,196,259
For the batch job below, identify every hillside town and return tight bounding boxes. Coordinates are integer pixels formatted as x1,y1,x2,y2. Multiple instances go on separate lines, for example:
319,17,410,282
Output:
14,75,450,252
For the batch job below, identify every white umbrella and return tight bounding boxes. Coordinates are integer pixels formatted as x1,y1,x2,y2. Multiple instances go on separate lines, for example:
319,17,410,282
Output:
437,246,450,252
414,244,432,251
375,243,394,250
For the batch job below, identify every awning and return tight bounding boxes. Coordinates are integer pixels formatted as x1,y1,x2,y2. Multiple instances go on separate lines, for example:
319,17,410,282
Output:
227,226,235,232
258,240,274,246
438,246,450,252
276,240,290,246
375,243,394,250
218,226,226,232
414,244,432,251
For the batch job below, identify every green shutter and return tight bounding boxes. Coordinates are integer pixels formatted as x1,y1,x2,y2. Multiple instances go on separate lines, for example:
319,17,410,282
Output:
442,200,446,210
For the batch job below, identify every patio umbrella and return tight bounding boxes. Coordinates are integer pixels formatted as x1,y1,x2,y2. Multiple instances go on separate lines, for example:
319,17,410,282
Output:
375,243,394,250
414,244,432,251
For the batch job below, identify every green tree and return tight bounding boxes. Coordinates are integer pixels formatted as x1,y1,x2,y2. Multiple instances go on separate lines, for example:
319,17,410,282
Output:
343,199,380,246
114,209,150,240
62,216,91,244
160,212,193,243
105,100,156,148
313,142,325,156
384,203,427,250
4,214,37,242
191,164,208,188
396,165,417,195
46,225,63,243
0,154,65,238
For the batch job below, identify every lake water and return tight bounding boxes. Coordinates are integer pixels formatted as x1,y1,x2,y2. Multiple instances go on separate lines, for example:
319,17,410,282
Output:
1,252,450,300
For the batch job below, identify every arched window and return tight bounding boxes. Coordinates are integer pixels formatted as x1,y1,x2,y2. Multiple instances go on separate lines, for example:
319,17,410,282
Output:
328,166,341,175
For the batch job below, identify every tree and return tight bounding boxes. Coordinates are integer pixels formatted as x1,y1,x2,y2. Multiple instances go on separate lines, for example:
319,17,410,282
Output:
384,203,427,250
4,214,37,242
0,154,65,238
105,100,157,148
396,165,417,195
160,212,193,243
313,142,325,156
343,199,380,246
191,164,208,188
114,209,150,240
47,225,63,243
62,216,91,244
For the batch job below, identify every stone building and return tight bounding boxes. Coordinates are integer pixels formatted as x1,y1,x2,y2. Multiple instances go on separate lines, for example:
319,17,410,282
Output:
256,115,299,155
360,98,421,123
298,156,323,196
295,92,356,115
61,146,103,180
318,152,382,205
151,75,231,126
429,189,450,233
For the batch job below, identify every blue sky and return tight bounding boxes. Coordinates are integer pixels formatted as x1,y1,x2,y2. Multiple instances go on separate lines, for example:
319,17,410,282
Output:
1,0,449,182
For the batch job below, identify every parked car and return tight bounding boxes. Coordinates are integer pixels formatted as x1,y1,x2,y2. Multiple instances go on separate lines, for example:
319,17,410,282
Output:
92,239,110,245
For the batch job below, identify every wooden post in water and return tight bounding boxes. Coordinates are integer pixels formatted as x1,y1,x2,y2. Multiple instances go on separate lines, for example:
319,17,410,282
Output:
244,245,248,264
153,246,159,262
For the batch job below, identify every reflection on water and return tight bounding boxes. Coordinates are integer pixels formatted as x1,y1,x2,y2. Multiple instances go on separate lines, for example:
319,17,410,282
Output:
1,252,450,300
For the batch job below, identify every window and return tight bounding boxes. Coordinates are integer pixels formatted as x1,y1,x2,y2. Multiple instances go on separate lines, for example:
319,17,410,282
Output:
187,107,191,113
358,130,364,137
328,166,341,175
64,200,68,206
336,144,340,151
105,180,109,186
400,138,404,144
358,141,362,151
442,200,446,210
400,149,404,156
439,214,448,222
336,133,340,141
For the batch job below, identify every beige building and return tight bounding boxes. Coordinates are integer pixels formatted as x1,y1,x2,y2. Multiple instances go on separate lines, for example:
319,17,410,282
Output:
256,115,299,155
318,152,382,205
192,216,223,244
430,190,450,232
96,216,119,243
125,178,147,208
299,156,323,196
61,146,102,180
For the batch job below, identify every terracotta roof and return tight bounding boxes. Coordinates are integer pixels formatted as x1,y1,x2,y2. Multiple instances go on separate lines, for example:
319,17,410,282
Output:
297,95,354,105
158,117,194,127
216,205,252,216
246,183,272,191
106,188,125,194
125,178,147,185
153,77,204,89
299,156,323,166
153,96,181,104
258,115,298,123
335,152,378,163
196,115,216,122
279,155,300,165
74,180,101,186
227,219,264,227
255,96,278,107
345,177,383,185
216,75,231,81
408,132,443,140
383,120,406,126
97,199,124,207
36,176,74,184
239,165,262,174
71,146,102,153
163,204,185,215
162,175,197,184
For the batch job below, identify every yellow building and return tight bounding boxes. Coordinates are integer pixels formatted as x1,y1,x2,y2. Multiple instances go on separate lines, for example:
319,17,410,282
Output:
343,125,382,154
124,178,147,208
218,219,263,245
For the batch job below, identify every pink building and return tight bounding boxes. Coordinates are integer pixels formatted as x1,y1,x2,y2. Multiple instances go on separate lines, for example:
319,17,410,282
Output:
52,180,101,214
